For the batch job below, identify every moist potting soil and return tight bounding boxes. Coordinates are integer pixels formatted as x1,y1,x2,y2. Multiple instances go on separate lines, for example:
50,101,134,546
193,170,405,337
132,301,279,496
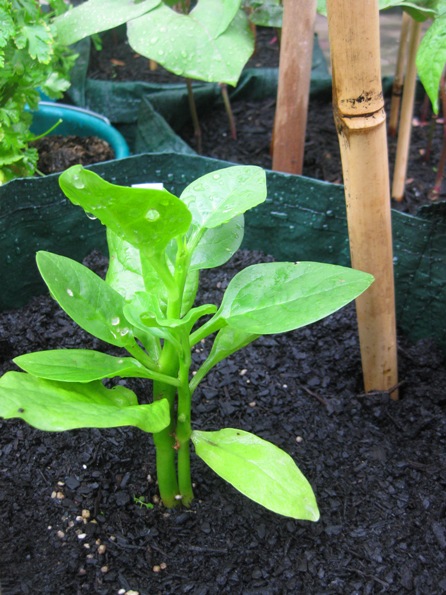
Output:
0,249,445,594
0,251,446,595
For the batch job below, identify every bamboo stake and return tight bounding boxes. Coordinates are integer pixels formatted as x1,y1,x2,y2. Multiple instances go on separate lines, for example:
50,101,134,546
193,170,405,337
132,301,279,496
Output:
272,0,316,174
391,18,422,201
389,11,411,136
326,0,398,397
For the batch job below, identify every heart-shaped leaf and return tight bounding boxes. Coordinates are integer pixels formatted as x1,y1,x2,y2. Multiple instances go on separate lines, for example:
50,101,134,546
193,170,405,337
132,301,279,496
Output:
53,0,161,46
0,372,170,433
127,1,254,85
192,428,320,520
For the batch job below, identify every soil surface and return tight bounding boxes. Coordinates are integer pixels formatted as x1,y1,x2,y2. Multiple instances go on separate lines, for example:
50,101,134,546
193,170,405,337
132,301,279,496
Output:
0,250,445,594
32,135,115,175
88,28,446,216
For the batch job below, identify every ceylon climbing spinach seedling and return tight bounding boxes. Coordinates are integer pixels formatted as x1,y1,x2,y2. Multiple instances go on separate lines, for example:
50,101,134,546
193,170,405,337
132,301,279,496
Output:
0,164,374,520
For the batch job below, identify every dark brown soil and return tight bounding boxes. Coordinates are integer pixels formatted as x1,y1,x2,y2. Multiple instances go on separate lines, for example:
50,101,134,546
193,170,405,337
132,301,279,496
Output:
32,135,114,175
0,250,445,594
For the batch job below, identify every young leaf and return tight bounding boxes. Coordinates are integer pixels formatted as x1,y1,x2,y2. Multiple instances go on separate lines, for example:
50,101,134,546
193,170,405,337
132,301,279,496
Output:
192,428,320,521
181,165,266,230
106,229,145,301
14,350,175,384
190,215,245,271
216,262,374,334
59,165,192,253
0,372,170,433
37,251,135,348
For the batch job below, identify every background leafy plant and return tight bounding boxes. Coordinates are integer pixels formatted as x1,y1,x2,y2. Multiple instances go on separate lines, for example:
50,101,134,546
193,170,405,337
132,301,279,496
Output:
0,164,374,519
0,0,77,183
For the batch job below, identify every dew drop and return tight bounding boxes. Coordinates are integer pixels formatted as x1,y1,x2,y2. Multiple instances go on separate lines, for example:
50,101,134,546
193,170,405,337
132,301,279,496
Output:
86,212,97,221
66,288,74,297
120,328,130,337
145,209,160,221
72,175,85,190
111,316,120,326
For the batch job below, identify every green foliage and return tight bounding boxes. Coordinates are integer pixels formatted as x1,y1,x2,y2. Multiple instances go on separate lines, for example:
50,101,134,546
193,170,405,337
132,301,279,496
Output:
54,0,254,86
244,0,283,28
417,10,446,113
0,164,374,519
0,0,77,184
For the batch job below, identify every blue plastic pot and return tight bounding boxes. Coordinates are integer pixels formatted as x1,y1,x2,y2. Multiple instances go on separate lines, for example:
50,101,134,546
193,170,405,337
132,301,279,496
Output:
30,101,130,159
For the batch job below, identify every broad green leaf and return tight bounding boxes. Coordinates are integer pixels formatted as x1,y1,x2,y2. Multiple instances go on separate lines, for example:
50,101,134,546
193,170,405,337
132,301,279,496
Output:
127,2,254,85
181,166,266,230
106,229,145,300
248,0,283,28
190,326,258,391
192,428,320,520
417,13,446,113
216,262,374,334
14,349,162,383
0,372,169,433
53,0,161,46
59,165,192,253
37,251,134,348
190,215,244,270
379,0,438,20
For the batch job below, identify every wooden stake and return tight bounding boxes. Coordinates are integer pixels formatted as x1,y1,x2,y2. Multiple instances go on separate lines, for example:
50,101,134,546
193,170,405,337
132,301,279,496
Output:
388,11,411,136
272,0,316,174
327,0,398,396
391,18,422,201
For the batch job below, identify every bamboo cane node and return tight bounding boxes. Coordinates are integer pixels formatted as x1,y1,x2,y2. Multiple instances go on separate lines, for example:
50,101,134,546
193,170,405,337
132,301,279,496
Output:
334,107,386,133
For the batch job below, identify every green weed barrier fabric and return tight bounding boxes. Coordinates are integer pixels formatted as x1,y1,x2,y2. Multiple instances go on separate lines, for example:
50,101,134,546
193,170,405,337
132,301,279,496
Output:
0,153,445,351
67,35,331,149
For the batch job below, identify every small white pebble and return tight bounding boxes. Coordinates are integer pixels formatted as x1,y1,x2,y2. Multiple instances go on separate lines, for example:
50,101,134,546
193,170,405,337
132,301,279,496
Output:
56,530,65,539
125,591,140,595
109,535,116,541
55,491,65,500
296,436,303,443
83,543,90,549
77,533,87,540
249,401,256,407
174,494,183,501
57,481,65,487
75,516,84,523
160,562,167,570
152,495,160,504
239,368,248,376
100,565,109,574
81,509,91,519
78,568,87,576
86,553,94,559
98,544,107,555
152,565,161,573
282,384,288,389
118,590,126,595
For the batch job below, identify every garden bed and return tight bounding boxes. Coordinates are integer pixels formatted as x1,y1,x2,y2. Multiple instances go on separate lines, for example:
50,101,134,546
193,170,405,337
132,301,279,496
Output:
0,249,445,594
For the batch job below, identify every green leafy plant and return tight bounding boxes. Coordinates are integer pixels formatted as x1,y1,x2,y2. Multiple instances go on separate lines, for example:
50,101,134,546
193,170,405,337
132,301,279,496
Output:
53,0,254,148
0,0,77,183
0,164,374,519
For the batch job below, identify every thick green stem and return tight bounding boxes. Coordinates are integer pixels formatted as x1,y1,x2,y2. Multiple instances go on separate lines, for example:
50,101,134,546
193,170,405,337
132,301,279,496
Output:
152,343,180,507
176,343,193,505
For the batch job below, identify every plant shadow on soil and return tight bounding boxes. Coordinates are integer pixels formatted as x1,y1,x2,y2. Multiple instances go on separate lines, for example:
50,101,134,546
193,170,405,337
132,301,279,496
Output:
1,27,446,595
